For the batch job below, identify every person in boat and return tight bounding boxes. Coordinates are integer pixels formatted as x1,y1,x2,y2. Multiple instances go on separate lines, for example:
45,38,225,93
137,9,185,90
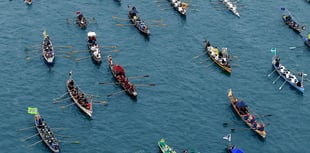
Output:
78,14,84,20
244,113,250,120
250,115,256,124
206,41,211,47
68,80,74,89
257,123,265,131
130,7,138,17
252,120,257,128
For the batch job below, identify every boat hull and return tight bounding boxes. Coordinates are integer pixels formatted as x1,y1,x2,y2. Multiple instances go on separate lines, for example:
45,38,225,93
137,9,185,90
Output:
128,11,150,36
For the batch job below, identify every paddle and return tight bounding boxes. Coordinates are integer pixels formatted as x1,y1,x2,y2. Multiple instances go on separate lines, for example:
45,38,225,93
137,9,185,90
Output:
28,140,42,148
127,75,150,79
134,84,156,87
53,97,71,104
60,103,75,109
107,90,125,97
75,56,91,61
21,133,39,142
17,126,36,132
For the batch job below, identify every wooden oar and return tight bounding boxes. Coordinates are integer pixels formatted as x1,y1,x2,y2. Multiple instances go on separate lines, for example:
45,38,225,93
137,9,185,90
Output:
56,55,71,58
112,16,131,20
51,128,68,130
272,76,281,84
75,56,91,61
60,103,75,109
149,24,167,26
102,49,119,53
53,92,68,101
128,75,150,79
54,45,73,48
93,100,109,105
134,84,156,87
21,133,39,142
17,126,36,132
28,140,42,148
59,140,80,144
267,69,276,77
98,82,118,85
53,97,71,104
145,19,163,23
101,45,117,48
205,62,214,68
279,80,287,90
193,52,206,59
115,23,135,26
200,59,209,64
67,50,89,54
107,90,125,97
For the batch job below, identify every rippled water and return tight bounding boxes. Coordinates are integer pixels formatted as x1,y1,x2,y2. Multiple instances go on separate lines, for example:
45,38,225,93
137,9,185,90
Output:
1,0,310,152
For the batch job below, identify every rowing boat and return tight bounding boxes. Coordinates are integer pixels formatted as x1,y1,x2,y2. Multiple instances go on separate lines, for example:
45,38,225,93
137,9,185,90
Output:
67,71,93,117
227,89,267,138
158,139,176,153
169,0,188,16
107,55,138,97
76,12,87,29
42,30,55,65
282,15,305,33
34,114,60,153
128,6,150,36
222,0,240,17
204,40,231,73
87,31,102,64
272,55,304,93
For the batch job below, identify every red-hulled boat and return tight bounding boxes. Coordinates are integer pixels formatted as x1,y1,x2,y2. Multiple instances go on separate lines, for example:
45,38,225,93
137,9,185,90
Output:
107,55,137,97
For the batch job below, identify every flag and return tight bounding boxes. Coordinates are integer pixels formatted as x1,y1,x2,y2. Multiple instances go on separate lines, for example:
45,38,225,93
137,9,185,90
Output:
28,107,38,115
281,7,285,11
270,48,276,55
76,11,81,14
223,134,231,142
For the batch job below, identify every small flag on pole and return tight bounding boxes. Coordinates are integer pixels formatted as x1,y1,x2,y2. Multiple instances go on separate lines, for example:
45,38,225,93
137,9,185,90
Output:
223,134,231,142
28,107,38,115
270,48,276,55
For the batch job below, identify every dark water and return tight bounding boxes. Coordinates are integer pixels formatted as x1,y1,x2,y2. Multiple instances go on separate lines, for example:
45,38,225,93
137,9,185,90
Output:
1,0,310,152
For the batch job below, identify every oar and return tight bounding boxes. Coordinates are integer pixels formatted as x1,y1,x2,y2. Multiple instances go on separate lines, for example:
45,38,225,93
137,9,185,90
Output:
53,97,71,104
145,19,163,22
261,114,272,117
223,121,243,126
127,75,150,79
205,62,214,68
134,84,156,87
93,100,109,105
53,92,68,100
60,103,75,109
51,128,68,130
59,140,80,144
56,55,71,58
101,45,117,48
193,52,206,59
289,46,305,50
112,16,131,20
115,23,135,26
98,82,118,85
102,49,119,53
149,24,167,26
67,50,89,54
75,56,91,61
200,59,209,64
279,81,287,90
21,133,39,142
17,126,36,132
267,69,276,77
54,45,73,48
107,90,125,97
25,54,41,60
28,140,42,148
230,127,254,132
272,75,281,84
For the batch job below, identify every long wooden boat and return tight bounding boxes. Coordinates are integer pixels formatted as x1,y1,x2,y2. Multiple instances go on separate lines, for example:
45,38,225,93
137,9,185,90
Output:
76,12,87,29
272,55,304,93
87,31,102,64
204,40,231,73
282,15,305,33
222,0,240,17
158,138,176,153
169,0,188,16
34,114,60,153
107,55,138,97
67,71,93,117
42,30,55,65
24,0,32,5
128,6,150,36
227,89,266,138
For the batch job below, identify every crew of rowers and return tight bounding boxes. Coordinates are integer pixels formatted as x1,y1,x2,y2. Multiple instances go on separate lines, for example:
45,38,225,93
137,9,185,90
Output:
77,13,87,28
283,15,303,30
274,57,302,87
116,73,135,93
43,36,54,58
171,0,188,14
129,7,149,32
35,115,59,150
206,41,230,66
68,80,92,110
232,99,265,132
88,36,101,59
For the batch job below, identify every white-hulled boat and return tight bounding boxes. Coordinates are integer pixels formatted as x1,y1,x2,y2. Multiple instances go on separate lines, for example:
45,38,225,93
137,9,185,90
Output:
87,32,102,64
24,0,32,5
169,0,188,16
42,30,55,65
222,0,240,17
